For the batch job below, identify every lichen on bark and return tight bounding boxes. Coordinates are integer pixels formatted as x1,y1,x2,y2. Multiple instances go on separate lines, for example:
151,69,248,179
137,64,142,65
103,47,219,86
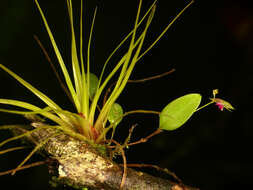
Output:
18,126,199,190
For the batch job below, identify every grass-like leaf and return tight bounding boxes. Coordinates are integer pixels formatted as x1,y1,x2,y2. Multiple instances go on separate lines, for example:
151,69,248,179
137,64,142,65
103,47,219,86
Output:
1,0,195,144
94,2,156,131
66,0,83,108
0,98,68,127
11,132,60,175
34,0,79,111
0,64,60,110
0,125,50,148
0,147,25,155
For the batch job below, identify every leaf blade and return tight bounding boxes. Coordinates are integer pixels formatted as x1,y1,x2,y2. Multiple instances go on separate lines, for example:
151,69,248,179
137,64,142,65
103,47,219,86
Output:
159,93,202,131
0,98,67,127
34,0,79,111
108,103,124,126
0,64,60,110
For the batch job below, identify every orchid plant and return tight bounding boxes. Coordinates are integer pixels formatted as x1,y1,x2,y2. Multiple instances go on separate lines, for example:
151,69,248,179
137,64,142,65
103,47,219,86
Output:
0,0,233,178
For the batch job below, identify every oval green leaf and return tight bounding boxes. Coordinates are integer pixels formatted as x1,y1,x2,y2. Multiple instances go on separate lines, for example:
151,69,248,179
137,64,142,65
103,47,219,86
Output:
89,73,99,100
159,93,201,131
108,103,123,126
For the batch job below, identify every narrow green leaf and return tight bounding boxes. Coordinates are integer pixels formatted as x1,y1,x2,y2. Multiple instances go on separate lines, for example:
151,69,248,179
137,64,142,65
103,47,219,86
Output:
88,53,127,124
0,125,28,131
86,7,97,114
93,2,156,130
79,0,89,116
138,0,194,61
159,93,201,131
67,0,82,105
0,99,68,127
0,107,51,115
0,64,60,110
89,2,157,124
0,125,50,148
34,0,79,111
97,0,158,90
12,132,60,175
0,147,25,155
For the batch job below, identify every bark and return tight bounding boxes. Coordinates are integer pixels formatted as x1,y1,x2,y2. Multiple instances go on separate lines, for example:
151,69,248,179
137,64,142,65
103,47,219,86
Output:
20,127,199,190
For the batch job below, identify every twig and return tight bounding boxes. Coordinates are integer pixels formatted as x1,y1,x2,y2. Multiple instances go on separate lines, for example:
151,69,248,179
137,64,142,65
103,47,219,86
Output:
33,35,73,103
128,69,175,83
103,69,175,105
127,129,162,146
111,139,127,189
0,160,47,176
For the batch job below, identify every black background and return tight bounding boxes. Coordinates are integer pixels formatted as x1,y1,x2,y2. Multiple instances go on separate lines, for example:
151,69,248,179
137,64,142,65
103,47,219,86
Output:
0,0,252,189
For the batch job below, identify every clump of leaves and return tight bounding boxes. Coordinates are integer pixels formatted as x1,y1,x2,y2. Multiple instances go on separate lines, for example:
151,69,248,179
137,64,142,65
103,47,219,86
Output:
0,0,233,181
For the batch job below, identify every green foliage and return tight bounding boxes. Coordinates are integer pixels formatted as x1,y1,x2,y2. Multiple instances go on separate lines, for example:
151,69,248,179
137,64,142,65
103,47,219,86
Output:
0,0,207,173
89,73,99,100
108,103,124,126
0,1,235,187
49,176,89,189
1,0,195,144
159,94,202,131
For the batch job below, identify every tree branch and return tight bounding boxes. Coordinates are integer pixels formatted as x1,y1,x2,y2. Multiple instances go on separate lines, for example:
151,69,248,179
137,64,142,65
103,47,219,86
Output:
15,127,199,190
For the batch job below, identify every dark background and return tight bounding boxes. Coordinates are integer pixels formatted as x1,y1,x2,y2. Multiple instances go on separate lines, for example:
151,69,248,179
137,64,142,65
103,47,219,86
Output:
0,0,252,189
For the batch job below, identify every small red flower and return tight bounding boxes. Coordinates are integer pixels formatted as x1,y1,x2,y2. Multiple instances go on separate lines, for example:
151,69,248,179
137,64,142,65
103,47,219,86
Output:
215,102,224,111
210,98,235,112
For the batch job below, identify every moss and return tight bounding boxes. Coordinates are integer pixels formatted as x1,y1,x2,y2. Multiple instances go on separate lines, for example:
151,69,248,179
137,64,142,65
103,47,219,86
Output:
49,176,59,188
92,143,108,157
50,176,88,189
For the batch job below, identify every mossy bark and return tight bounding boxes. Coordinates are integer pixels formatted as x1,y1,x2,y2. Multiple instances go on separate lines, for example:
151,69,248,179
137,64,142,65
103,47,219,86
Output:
19,127,199,190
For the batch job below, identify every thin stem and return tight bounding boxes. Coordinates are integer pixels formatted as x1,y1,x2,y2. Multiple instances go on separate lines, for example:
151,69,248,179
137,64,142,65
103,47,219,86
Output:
122,124,137,147
33,35,73,104
128,69,175,83
110,140,127,189
11,132,60,175
127,129,162,147
124,110,160,116
96,109,160,143
103,69,175,105
0,147,26,155
0,160,47,176
195,101,214,112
